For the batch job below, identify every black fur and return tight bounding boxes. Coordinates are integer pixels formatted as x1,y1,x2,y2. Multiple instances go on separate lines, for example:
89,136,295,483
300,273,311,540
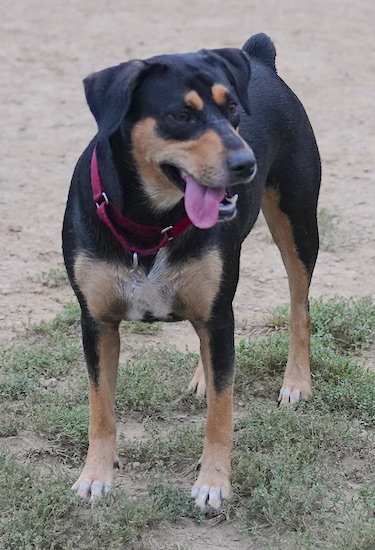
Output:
63,34,320,498
242,32,277,71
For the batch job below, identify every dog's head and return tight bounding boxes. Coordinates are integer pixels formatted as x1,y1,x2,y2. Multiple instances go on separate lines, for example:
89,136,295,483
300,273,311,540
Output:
84,49,257,229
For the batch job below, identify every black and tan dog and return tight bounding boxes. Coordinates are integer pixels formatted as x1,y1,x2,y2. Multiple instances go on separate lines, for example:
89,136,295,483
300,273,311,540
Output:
63,33,320,510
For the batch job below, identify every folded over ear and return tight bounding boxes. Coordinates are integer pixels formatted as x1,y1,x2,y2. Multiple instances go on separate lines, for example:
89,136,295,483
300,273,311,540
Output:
207,48,251,115
83,60,147,138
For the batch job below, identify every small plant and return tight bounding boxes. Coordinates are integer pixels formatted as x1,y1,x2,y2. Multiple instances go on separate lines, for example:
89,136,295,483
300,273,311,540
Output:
33,267,69,288
116,346,201,416
267,296,375,353
120,320,163,334
28,301,81,339
311,295,375,352
318,207,353,252
1,296,375,548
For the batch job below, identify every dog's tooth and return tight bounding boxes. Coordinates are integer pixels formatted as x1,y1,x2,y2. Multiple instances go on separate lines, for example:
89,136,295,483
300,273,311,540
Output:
226,194,238,204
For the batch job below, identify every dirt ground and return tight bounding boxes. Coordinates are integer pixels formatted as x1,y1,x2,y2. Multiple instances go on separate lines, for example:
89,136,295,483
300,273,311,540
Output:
0,0,374,547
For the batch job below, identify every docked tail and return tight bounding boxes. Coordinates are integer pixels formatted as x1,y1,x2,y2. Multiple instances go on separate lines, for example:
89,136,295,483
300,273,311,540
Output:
242,33,277,71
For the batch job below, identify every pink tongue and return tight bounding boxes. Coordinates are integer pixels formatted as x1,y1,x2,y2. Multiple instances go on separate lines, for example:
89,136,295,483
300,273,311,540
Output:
184,175,226,229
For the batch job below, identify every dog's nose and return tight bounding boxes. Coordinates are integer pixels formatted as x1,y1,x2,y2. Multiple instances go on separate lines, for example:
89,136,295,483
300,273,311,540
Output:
227,149,256,181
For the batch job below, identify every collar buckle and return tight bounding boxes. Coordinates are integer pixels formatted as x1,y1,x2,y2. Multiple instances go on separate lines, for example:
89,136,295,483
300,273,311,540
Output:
160,225,174,241
95,192,109,209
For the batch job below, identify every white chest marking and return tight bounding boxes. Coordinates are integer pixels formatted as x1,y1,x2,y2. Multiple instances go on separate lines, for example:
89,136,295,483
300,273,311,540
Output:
115,249,178,321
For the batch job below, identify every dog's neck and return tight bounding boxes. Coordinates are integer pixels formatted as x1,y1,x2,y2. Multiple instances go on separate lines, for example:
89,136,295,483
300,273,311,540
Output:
105,130,187,229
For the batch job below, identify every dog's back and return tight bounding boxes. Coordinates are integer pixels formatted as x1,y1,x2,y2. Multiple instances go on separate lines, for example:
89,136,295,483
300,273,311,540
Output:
63,33,320,510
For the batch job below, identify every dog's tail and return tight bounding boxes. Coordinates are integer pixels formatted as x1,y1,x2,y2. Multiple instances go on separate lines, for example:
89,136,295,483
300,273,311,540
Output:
242,33,276,71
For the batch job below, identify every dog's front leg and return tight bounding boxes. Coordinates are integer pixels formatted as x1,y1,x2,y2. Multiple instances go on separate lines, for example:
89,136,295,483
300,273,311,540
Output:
72,314,120,502
192,311,234,510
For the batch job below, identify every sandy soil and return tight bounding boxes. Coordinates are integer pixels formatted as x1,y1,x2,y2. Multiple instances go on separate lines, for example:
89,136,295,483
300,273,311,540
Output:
0,0,374,547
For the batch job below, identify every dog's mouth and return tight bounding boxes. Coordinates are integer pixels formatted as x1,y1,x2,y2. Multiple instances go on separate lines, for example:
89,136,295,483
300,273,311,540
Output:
161,164,238,229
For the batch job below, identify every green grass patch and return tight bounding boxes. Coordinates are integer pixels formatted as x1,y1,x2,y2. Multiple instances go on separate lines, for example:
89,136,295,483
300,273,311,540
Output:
231,402,364,530
268,295,375,353
116,347,201,416
235,330,375,423
119,422,203,469
151,484,204,522
120,320,163,334
0,451,171,550
31,391,89,464
0,452,79,550
1,295,375,548
27,300,81,340
318,207,353,252
32,267,69,288
0,339,81,400
0,301,82,401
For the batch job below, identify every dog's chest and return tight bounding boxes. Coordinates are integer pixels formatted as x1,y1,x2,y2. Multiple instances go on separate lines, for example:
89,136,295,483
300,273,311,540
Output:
74,249,222,324
116,255,178,321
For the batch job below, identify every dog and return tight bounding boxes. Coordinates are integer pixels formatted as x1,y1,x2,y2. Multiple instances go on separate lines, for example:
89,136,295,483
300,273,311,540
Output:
62,32,320,510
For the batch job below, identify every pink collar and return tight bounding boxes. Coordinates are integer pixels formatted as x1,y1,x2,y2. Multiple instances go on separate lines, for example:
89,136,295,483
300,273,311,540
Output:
91,148,192,256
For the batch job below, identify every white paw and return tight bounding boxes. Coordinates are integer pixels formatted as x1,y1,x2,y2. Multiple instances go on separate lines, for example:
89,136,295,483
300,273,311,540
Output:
191,463,231,510
191,483,230,510
72,478,111,502
278,383,310,406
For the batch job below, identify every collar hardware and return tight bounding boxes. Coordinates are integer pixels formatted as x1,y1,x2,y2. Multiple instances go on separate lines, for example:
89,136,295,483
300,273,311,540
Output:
90,147,192,257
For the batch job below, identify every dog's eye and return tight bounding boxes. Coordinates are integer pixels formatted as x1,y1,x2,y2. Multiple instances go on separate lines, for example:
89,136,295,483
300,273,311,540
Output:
228,102,238,116
173,110,192,123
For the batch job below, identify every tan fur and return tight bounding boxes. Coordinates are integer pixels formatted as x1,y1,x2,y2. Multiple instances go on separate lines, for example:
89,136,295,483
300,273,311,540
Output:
175,249,222,321
262,189,311,403
72,326,120,497
74,249,222,324
89,328,120,439
184,90,204,111
192,328,233,507
131,118,248,211
74,254,126,322
130,119,183,211
211,83,229,105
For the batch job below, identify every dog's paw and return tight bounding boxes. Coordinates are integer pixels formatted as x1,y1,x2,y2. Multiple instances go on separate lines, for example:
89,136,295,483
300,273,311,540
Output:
72,478,112,502
188,359,206,397
278,382,311,406
72,453,119,502
191,462,231,510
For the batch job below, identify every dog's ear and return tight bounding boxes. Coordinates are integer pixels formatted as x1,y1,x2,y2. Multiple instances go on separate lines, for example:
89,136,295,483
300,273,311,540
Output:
210,48,251,115
83,60,147,138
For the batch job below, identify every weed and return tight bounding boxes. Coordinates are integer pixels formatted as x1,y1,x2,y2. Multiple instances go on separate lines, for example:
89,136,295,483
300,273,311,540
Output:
32,267,69,288
28,300,81,339
120,320,163,334
151,484,204,521
1,296,375,548
231,402,359,530
31,389,89,464
119,423,203,469
318,207,353,252
267,295,375,353
116,347,201,416
0,452,79,549
0,452,166,550
0,339,81,400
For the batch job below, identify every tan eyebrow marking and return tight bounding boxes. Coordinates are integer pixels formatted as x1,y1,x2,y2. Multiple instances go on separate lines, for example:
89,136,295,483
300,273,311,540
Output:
211,84,229,105
184,90,204,111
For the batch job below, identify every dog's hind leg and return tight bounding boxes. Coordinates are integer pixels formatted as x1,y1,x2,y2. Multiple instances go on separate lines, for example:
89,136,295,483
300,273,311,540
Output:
72,312,120,501
261,188,319,405
188,358,206,397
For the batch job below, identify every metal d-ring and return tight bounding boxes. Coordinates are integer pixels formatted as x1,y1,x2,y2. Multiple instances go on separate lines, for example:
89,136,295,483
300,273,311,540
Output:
161,225,173,241
95,192,109,209
132,252,139,270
